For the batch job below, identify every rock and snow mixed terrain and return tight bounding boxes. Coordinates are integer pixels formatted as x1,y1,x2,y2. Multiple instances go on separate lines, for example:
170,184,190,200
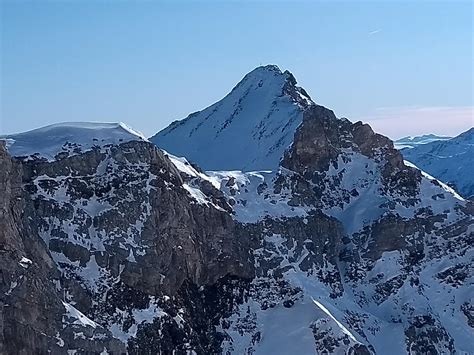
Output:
400,128,474,199
1,65,472,354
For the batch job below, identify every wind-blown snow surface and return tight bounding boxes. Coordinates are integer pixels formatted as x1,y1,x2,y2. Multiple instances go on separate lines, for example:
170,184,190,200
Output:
1,122,147,161
151,65,312,171
394,134,452,150
401,128,474,198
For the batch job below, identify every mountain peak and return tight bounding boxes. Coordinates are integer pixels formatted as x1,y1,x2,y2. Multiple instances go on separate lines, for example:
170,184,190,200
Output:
246,64,296,79
242,64,293,79
247,64,282,74
152,66,313,171
227,65,307,102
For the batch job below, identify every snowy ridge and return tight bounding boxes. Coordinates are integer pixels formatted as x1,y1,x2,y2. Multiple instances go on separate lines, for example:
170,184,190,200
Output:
318,150,467,234
165,152,228,211
404,160,464,201
1,121,147,161
151,65,313,171
164,152,221,189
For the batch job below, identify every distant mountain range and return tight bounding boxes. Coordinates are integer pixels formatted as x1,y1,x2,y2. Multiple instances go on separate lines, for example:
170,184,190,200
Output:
394,134,452,149
400,128,474,198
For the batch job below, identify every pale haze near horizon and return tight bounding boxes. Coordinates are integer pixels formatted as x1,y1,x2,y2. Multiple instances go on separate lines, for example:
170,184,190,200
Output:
1,1,473,139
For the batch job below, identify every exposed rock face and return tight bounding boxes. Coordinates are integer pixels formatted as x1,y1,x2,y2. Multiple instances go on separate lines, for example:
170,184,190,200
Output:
0,142,124,354
0,142,60,353
282,104,420,199
23,141,251,293
6,140,256,352
405,315,455,354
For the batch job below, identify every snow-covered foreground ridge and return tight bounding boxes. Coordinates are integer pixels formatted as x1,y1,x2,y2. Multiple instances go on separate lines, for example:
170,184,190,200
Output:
1,65,473,354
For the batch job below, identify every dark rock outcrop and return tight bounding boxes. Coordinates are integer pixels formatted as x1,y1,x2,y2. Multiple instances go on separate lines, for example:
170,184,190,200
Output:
282,104,420,196
0,142,124,354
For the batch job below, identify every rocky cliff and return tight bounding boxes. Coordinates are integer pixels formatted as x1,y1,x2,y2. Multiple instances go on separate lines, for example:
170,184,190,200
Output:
2,137,259,354
0,142,125,354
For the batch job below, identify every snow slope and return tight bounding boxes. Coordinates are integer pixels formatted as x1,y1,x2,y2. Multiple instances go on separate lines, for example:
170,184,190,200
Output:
1,122,147,161
401,128,474,198
394,134,452,149
151,65,313,171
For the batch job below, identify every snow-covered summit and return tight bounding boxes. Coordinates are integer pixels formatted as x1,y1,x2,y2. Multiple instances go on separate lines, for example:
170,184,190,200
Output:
151,65,314,171
1,122,147,161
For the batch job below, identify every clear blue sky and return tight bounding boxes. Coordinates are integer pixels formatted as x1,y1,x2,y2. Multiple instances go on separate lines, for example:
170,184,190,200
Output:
1,0,473,139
